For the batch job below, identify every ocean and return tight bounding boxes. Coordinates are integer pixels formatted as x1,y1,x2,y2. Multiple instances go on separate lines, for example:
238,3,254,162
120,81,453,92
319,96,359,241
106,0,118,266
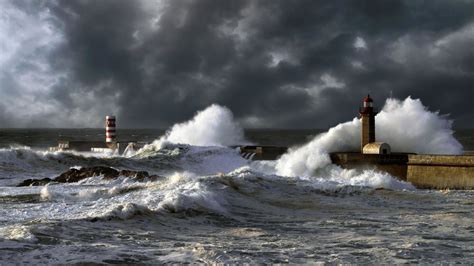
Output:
0,100,473,264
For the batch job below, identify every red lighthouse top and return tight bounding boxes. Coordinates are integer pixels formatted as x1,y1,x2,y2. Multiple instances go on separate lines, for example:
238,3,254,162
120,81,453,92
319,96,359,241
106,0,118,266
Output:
363,94,373,103
359,94,375,115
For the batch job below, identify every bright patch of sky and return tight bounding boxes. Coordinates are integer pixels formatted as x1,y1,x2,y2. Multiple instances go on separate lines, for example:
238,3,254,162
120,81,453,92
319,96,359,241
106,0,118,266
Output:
354,36,367,50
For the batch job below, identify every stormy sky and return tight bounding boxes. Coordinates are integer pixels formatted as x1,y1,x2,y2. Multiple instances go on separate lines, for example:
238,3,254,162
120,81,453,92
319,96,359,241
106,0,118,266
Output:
1,0,474,128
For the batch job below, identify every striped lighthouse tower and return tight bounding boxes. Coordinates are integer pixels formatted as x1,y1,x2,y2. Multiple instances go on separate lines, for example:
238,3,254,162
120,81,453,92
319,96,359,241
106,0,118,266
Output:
105,116,117,147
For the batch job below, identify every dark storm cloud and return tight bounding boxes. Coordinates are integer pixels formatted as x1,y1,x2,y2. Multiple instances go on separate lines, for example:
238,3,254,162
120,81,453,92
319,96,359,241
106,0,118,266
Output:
3,0,474,128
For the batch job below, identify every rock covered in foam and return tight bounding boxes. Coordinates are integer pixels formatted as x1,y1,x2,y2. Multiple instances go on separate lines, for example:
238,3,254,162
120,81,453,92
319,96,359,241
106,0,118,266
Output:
17,166,163,186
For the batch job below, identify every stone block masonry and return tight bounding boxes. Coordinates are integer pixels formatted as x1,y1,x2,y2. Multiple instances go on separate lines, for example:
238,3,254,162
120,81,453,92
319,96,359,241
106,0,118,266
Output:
330,152,474,190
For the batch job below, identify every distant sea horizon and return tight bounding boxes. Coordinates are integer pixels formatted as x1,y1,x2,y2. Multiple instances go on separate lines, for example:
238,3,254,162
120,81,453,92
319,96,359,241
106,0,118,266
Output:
0,128,473,151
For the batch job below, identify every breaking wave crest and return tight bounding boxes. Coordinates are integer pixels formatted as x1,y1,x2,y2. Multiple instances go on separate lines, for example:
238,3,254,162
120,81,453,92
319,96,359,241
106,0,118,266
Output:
34,166,413,223
141,104,249,152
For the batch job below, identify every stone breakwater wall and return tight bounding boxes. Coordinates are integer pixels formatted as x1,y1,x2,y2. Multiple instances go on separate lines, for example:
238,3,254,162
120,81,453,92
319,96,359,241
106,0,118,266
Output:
330,153,474,190
407,155,474,189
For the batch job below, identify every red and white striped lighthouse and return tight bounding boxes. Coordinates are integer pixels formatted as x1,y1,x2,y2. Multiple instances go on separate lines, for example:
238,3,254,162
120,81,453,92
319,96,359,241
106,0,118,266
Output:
105,116,116,144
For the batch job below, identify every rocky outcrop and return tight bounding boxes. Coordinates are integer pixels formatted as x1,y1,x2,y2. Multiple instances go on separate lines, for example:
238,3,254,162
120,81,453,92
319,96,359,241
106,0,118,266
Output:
18,177,53,187
18,166,162,187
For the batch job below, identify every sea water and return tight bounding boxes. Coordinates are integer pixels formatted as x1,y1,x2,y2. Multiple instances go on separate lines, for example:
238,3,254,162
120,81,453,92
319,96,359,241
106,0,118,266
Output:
0,99,472,264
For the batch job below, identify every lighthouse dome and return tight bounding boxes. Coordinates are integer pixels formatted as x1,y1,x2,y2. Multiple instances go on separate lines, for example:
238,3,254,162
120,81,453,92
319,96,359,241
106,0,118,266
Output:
363,95,373,102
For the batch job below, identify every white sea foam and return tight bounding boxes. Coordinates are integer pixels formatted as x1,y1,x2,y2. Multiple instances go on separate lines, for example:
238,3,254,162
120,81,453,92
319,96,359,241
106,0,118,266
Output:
0,225,37,243
315,165,415,190
275,97,461,189
141,104,248,152
154,172,229,215
39,181,148,203
178,145,248,175
103,203,152,220
40,185,53,201
376,97,462,154
0,147,102,172
132,104,251,177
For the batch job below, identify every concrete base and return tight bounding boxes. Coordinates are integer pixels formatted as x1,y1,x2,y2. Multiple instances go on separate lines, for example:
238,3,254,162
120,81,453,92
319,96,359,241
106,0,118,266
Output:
330,152,410,181
90,147,115,153
330,152,474,190
408,155,474,189
49,140,145,155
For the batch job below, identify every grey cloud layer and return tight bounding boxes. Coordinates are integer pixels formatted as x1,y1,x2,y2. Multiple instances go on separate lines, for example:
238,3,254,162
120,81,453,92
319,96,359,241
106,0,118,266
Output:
2,0,474,128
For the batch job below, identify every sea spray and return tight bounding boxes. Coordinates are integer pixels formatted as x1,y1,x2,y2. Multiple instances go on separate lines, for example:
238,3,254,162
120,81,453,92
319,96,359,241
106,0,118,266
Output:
274,119,360,178
133,104,250,175
376,97,462,154
177,145,248,175
143,104,248,151
276,97,462,180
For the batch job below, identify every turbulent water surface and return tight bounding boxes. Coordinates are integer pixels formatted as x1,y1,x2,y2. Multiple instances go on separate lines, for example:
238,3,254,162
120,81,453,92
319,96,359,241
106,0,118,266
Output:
0,100,473,264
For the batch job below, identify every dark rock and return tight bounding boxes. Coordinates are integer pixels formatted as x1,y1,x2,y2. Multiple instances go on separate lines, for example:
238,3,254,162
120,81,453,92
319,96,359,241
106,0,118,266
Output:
147,175,163,182
54,166,120,183
17,166,164,186
17,177,52,187
89,166,120,180
118,169,149,180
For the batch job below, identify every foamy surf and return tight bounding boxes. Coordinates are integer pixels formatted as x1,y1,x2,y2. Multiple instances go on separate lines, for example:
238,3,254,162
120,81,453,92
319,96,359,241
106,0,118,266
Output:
0,225,38,243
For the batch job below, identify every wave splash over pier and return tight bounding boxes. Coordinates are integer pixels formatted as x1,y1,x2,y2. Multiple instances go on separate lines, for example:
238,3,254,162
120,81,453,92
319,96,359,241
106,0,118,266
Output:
276,97,462,178
0,98,471,264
